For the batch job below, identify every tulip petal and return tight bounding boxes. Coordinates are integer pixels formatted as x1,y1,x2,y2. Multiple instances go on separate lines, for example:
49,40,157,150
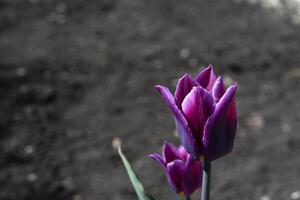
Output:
182,156,202,195
166,160,185,193
163,142,181,163
212,76,225,102
177,146,188,161
149,153,166,168
195,65,217,91
203,84,238,161
155,85,199,158
181,86,215,150
174,74,199,107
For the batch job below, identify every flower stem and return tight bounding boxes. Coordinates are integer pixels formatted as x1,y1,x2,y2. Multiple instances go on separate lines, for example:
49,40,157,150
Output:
201,159,211,200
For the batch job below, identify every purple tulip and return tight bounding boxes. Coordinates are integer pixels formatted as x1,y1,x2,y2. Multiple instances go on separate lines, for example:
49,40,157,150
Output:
149,142,202,196
155,65,237,161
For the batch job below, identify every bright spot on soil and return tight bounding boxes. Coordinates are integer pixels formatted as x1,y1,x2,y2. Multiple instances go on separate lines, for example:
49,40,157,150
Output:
246,113,265,131
112,137,122,150
291,191,300,200
24,145,34,155
245,0,300,25
173,129,178,138
62,178,74,189
260,195,271,200
27,173,38,182
223,75,234,86
285,68,300,79
253,0,280,8
16,67,26,77
281,122,291,133
73,194,82,200
179,48,190,59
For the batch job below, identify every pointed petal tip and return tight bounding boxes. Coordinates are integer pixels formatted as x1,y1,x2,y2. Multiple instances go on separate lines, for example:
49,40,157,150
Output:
154,84,164,91
148,153,158,159
163,140,174,148
149,153,166,168
229,82,238,92
206,64,215,74
182,73,193,78
179,73,192,81
154,85,173,98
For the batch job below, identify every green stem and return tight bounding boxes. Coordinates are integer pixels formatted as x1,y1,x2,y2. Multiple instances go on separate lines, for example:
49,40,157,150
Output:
201,159,211,200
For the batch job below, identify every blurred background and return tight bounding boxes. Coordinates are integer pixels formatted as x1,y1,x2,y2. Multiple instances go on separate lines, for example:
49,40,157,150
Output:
1,0,300,199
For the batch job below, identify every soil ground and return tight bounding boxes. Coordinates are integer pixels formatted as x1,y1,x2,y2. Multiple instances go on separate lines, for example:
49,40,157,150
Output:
1,0,300,200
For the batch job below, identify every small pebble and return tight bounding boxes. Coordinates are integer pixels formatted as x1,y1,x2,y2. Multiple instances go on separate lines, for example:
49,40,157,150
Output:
223,75,234,86
112,137,122,150
179,48,190,59
173,129,178,138
27,173,38,182
62,178,74,190
291,191,300,199
16,67,26,77
73,194,82,200
246,113,265,131
24,145,34,155
260,195,271,200
281,122,291,133
285,68,300,79
292,15,300,25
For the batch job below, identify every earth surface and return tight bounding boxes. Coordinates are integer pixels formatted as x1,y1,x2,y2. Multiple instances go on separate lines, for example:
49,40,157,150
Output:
1,0,300,200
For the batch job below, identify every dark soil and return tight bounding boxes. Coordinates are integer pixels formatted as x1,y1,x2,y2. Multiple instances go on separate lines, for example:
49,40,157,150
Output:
1,0,300,200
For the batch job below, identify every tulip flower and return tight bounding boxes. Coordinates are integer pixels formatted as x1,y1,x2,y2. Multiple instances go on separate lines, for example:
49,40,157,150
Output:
149,142,202,197
155,65,237,161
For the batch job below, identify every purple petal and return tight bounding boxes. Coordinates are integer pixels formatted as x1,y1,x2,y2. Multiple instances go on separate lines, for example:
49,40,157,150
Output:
212,76,225,102
155,85,199,159
195,65,217,91
163,142,181,163
181,86,215,150
203,84,238,161
174,74,199,107
182,156,202,195
177,146,188,161
166,160,185,193
149,153,166,168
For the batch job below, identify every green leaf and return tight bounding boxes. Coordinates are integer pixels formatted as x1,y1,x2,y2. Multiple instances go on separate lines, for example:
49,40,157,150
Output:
118,147,154,200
